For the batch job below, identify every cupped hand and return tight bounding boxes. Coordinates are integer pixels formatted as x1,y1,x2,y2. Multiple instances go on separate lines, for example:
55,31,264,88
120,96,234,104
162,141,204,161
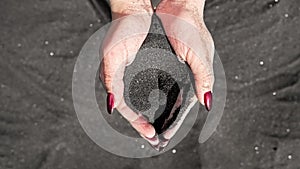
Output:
155,0,215,147
99,0,161,149
100,0,216,151
156,0,215,109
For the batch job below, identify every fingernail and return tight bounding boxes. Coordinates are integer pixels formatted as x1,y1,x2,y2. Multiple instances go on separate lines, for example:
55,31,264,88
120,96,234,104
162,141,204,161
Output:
152,143,162,151
204,91,212,111
107,93,114,114
145,134,158,142
160,137,170,148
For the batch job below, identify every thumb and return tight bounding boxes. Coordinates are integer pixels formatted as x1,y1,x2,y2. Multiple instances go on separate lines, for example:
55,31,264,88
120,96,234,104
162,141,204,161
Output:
185,49,214,111
99,43,127,114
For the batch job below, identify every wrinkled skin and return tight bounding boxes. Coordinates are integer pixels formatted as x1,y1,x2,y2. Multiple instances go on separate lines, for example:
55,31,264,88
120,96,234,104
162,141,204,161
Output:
99,0,215,150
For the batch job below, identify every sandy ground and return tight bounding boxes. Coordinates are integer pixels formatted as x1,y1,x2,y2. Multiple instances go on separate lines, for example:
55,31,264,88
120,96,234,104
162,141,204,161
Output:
1,0,299,169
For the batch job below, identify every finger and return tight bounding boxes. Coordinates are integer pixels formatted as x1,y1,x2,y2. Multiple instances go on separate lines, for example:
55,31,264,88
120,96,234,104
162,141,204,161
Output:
176,39,214,110
100,14,152,112
130,114,159,146
99,14,158,142
185,46,214,111
100,37,158,144
159,89,183,149
100,35,148,118
161,89,183,131
156,13,215,110
162,95,198,141
161,35,214,109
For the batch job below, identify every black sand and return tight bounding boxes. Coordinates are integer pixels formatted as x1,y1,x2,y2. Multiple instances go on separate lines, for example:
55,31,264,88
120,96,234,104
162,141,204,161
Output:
123,15,196,134
1,0,299,169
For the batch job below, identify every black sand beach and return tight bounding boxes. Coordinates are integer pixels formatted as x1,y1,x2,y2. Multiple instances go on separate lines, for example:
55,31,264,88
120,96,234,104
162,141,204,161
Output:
1,0,299,168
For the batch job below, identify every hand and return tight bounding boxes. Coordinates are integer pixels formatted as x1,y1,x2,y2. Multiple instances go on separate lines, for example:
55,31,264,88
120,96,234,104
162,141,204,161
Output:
99,0,161,149
100,0,215,151
155,0,215,147
156,0,214,110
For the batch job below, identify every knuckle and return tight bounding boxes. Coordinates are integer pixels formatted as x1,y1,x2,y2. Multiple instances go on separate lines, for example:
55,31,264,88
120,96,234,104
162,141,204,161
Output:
199,73,214,92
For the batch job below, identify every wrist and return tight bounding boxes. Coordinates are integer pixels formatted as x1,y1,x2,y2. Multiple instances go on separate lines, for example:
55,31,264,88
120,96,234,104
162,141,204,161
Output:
110,0,153,18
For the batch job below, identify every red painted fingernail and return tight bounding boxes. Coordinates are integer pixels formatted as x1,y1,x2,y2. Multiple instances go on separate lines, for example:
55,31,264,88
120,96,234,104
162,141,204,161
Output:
107,93,114,114
204,91,212,111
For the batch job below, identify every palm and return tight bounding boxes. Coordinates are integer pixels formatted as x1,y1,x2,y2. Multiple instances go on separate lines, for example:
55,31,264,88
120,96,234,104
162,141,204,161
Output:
156,0,215,106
